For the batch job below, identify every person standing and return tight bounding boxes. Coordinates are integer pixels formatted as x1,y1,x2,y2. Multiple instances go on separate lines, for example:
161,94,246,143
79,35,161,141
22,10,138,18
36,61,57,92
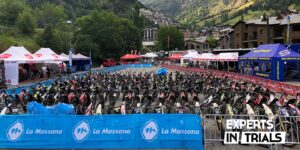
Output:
41,65,47,78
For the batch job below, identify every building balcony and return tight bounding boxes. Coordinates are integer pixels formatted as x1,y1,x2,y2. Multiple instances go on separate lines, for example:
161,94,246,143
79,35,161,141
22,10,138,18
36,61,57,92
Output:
243,36,258,42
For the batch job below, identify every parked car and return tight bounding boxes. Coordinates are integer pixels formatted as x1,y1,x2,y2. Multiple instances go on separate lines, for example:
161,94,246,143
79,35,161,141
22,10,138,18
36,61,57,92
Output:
102,59,117,67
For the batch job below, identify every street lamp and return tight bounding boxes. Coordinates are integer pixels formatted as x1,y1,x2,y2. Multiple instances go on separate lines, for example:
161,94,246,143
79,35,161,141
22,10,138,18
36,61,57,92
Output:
66,20,73,69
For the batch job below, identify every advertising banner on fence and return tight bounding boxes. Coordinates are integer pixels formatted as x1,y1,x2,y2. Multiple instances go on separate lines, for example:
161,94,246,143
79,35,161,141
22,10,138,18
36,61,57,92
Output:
4,62,18,86
0,114,203,150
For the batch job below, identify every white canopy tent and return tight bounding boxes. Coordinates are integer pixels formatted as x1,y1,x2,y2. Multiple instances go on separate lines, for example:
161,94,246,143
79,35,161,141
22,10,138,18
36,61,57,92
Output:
0,46,43,85
181,50,201,65
141,52,158,58
60,53,69,59
73,53,90,60
194,53,217,61
215,52,239,62
34,48,69,62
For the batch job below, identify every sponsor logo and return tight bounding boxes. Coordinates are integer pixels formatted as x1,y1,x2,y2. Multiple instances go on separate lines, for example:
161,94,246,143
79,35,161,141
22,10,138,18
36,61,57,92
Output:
35,54,43,57
141,120,158,141
24,54,34,59
225,119,285,144
253,49,271,53
279,50,290,57
73,121,90,142
7,121,24,142
0,53,12,59
52,54,59,58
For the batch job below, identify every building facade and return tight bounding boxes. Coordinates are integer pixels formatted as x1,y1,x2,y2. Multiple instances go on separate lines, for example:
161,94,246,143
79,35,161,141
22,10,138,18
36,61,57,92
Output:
219,11,300,49
185,37,211,53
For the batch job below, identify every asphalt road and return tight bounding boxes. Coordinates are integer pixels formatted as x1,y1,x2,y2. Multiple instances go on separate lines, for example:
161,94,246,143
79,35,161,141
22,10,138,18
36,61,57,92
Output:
2,67,300,150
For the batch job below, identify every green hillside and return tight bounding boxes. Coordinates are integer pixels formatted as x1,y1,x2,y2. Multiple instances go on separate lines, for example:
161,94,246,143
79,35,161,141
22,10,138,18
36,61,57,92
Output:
139,0,300,28
0,0,148,58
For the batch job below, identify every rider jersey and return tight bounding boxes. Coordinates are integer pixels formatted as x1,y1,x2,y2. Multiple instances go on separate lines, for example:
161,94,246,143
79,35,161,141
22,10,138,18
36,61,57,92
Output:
80,93,88,104
68,93,75,103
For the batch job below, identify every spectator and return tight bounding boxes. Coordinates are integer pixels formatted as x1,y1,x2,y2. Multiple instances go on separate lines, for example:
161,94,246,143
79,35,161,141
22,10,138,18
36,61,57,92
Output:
41,65,47,78
60,63,66,74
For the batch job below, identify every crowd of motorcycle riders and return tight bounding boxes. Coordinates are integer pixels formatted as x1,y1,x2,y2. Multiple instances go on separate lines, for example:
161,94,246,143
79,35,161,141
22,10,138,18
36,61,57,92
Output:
0,68,299,119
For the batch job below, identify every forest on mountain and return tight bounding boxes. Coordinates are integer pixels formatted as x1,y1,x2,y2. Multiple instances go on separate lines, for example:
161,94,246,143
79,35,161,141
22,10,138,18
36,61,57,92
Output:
139,0,300,28
0,0,153,61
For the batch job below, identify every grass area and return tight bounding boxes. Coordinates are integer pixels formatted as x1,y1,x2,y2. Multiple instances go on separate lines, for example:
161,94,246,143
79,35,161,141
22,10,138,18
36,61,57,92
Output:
223,9,276,25
237,0,255,11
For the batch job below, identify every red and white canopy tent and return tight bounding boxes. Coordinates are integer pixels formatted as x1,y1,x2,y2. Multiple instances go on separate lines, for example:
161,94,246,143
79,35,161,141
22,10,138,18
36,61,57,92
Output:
168,53,182,60
214,52,239,62
0,46,44,85
34,48,69,62
193,53,218,61
193,52,239,71
120,54,141,64
120,54,141,60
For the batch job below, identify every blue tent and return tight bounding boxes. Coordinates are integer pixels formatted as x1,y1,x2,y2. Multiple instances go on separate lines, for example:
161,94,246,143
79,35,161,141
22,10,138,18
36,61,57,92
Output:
239,44,300,81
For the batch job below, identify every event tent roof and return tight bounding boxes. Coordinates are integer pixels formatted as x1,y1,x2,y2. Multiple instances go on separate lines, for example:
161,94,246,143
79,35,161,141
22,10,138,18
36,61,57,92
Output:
182,51,200,59
34,48,68,62
194,53,217,61
60,53,90,60
60,53,68,58
74,53,90,60
121,54,141,60
141,52,158,58
239,44,300,60
0,46,43,63
169,53,182,60
215,52,239,61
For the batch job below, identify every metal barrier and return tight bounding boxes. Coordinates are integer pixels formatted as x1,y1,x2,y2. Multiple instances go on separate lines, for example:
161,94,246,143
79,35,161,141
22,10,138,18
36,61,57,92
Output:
273,116,300,145
203,114,300,150
162,64,300,96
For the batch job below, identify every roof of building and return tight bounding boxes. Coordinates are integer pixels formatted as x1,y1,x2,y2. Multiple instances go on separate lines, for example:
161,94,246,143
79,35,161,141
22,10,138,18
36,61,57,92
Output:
185,37,208,44
246,14,300,25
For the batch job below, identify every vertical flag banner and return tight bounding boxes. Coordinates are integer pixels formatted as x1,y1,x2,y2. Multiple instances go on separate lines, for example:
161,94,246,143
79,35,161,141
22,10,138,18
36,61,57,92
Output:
89,49,92,65
287,15,291,44
69,48,73,67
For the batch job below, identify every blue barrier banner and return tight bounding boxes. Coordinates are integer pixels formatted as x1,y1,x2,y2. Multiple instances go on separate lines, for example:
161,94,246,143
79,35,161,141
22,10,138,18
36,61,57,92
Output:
0,114,203,150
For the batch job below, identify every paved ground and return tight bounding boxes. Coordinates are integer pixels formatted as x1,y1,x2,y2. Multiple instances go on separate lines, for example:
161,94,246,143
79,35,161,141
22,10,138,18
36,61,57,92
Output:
3,67,300,150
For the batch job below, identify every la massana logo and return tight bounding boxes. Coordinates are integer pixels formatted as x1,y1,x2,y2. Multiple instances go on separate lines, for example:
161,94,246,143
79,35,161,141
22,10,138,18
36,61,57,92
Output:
7,121,24,142
141,120,159,142
73,121,90,142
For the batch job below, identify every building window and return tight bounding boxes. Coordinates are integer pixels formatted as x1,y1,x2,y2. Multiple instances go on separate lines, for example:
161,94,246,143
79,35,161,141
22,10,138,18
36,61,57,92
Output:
237,44,240,48
236,33,239,38
260,29,263,34
292,39,300,43
293,25,300,31
253,31,257,39
253,42,258,47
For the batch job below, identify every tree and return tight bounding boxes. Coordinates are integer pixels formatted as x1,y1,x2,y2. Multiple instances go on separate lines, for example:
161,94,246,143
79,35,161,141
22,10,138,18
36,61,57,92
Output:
38,26,70,52
73,11,142,61
17,11,37,34
156,26,184,51
34,2,67,27
38,26,56,48
0,0,27,25
207,36,218,49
